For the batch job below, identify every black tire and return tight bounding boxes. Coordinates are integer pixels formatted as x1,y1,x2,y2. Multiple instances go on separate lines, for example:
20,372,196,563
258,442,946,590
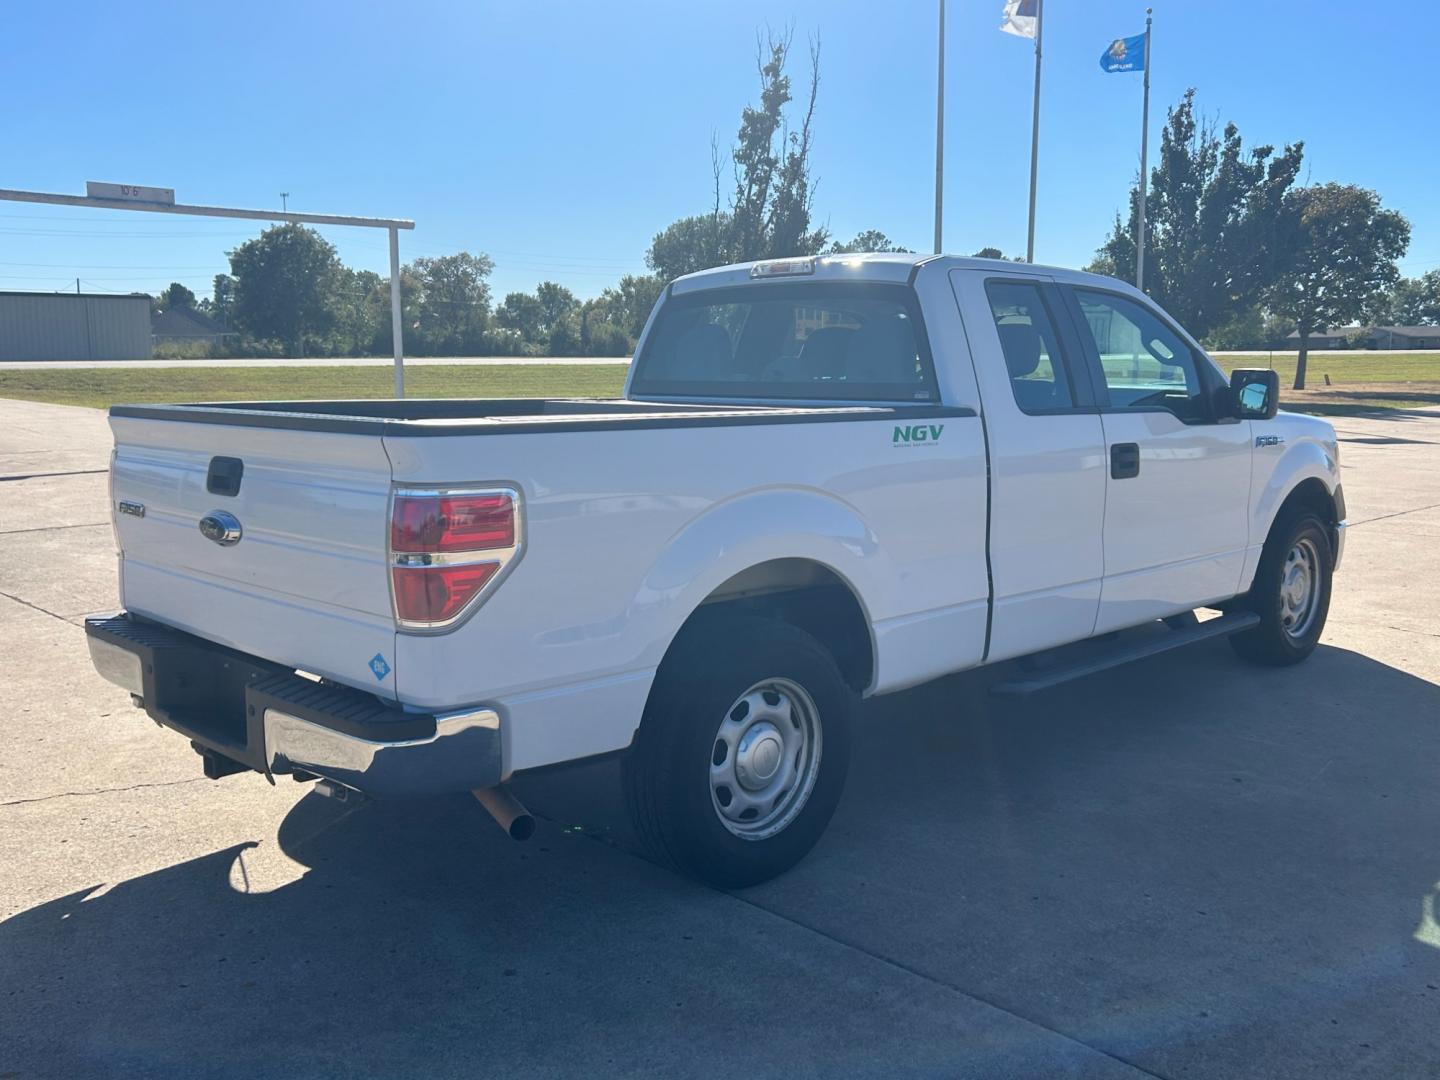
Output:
622,613,855,888
1229,511,1333,666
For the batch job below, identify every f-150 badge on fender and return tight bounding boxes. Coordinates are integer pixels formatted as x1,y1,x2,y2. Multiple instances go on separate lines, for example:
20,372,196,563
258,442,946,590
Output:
1255,434,1284,448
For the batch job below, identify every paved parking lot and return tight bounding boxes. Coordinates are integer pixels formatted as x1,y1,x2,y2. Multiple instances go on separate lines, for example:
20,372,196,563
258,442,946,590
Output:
2,397,1439,1079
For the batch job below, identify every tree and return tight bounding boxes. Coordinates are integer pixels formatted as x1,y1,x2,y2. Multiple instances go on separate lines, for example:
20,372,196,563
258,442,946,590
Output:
156,281,195,310
1089,89,1304,341
1377,270,1440,326
729,31,827,263
1268,184,1409,389
646,30,829,280
647,213,735,281
598,274,664,340
228,224,345,356
207,274,235,328
331,268,381,357
495,291,546,344
1203,305,1267,351
972,247,1018,261
535,281,579,329
407,252,495,354
368,267,421,356
828,230,910,255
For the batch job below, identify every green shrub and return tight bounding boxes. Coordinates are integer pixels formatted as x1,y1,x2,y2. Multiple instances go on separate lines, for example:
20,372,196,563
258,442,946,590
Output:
152,339,213,360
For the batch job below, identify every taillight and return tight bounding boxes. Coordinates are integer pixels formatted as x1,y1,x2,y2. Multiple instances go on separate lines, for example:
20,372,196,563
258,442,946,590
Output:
389,487,521,631
391,493,514,553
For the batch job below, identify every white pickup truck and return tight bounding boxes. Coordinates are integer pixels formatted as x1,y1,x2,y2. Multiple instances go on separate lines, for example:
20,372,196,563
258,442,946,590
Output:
86,254,1345,886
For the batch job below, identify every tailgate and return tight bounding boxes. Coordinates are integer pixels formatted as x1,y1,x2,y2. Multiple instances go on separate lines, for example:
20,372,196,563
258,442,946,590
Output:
109,414,400,698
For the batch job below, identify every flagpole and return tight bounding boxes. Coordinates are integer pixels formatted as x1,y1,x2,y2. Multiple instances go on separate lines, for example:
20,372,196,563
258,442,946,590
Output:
1136,8,1152,291
1025,0,1044,262
934,0,945,254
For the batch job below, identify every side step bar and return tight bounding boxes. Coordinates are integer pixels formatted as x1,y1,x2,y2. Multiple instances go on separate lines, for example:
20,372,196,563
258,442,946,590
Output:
990,611,1261,697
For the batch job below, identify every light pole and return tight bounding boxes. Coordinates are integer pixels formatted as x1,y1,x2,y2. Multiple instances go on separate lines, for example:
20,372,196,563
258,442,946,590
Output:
934,0,945,254
1135,10,1152,292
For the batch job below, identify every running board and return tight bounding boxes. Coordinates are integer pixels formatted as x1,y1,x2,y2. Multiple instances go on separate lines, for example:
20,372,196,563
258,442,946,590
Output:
989,611,1261,697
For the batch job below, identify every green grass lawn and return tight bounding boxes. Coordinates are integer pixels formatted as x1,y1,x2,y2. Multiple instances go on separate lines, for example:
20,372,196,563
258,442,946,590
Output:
0,364,629,410
1,352,1437,416
1216,350,1440,385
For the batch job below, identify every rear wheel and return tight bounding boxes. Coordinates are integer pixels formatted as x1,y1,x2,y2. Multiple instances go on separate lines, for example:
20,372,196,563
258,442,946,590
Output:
623,614,855,888
1230,512,1333,666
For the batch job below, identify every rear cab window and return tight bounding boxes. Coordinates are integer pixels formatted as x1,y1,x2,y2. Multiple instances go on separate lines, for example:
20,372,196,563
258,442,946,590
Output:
984,280,1077,414
630,282,939,403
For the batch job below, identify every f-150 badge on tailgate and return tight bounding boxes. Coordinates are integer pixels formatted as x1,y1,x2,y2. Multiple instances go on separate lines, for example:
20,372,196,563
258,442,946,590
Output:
198,510,243,547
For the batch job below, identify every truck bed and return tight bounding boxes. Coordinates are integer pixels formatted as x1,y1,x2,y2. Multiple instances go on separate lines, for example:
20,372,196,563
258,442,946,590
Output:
110,398,972,437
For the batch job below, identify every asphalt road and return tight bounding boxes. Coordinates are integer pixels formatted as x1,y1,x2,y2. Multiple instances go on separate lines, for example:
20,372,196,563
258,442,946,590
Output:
2,398,1439,1079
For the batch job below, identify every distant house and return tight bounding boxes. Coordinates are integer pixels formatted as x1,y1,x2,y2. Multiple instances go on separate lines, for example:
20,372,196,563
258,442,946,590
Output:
1288,325,1440,350
1366,325,1440,349
151,305,231,347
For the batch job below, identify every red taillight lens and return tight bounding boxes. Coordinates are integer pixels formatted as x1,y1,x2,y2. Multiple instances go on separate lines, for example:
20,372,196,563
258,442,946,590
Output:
391,493,515,554
389,487,519,630
391,563,500,624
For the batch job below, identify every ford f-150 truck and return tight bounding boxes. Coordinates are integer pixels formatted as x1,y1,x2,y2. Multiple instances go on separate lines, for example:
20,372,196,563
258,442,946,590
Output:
85,254,1345,887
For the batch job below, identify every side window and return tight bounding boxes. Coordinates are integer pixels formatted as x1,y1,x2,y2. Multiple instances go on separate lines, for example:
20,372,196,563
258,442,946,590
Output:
985,280,1075,414
1072,289,1208,421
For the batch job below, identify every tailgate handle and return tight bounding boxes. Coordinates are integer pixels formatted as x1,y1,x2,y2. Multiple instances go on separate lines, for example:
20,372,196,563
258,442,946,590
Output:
206,456,244,497
1110,443,1140,480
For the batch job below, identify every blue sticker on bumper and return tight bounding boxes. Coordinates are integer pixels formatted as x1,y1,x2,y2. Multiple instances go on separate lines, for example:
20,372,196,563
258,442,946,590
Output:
369,653,391,681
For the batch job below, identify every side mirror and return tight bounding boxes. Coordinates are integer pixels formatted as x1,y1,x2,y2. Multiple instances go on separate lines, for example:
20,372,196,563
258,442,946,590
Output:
1230,368,1279,420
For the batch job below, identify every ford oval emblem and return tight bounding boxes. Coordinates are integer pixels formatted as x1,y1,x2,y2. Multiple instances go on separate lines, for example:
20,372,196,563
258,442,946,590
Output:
199,510,243,547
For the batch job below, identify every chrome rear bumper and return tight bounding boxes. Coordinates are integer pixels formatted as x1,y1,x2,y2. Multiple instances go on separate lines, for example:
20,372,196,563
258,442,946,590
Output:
262,704,501,798
85,613,503,798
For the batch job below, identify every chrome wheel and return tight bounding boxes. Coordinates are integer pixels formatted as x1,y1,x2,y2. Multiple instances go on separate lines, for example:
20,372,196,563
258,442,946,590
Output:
1280,537,1322,640
709,677,823,841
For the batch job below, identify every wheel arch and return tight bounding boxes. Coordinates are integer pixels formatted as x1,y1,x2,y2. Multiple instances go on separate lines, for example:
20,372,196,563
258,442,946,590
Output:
1249,432,1344,580
662,557,876,695
1266,476,1342,565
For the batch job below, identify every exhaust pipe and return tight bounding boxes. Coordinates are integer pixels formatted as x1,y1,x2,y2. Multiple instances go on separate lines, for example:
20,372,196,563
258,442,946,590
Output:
472,784,536,841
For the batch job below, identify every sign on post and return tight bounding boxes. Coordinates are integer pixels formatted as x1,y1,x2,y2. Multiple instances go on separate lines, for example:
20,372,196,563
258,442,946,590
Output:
86,181,176,205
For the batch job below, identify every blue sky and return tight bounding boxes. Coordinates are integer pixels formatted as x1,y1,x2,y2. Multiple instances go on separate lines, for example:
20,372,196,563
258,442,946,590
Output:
3,0,1436,304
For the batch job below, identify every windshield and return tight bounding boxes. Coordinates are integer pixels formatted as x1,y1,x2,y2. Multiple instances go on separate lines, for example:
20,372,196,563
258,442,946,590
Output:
630,282,938,403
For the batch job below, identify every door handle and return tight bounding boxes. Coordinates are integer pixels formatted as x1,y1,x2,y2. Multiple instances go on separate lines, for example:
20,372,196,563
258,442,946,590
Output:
1111,442,1140,480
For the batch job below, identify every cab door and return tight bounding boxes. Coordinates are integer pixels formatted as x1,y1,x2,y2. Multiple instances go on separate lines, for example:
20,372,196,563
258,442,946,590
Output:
1060,286,1253,633
950,270,1108,662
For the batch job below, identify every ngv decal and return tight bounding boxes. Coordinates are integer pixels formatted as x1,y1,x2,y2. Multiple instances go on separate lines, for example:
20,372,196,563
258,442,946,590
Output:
893,424,944,446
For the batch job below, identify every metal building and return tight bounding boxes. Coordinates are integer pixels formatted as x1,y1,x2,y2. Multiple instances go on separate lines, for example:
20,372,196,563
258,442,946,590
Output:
0,291,152,361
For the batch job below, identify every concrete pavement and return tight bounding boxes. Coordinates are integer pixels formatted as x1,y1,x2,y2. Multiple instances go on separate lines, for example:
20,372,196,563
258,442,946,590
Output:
2,397,1439,1078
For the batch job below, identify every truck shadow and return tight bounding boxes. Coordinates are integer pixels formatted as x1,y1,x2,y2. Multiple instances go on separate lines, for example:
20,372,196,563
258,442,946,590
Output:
4,640,1440,1077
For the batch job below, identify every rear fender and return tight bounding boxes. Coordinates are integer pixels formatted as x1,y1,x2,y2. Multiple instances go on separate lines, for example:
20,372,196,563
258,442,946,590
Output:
631,488,883,672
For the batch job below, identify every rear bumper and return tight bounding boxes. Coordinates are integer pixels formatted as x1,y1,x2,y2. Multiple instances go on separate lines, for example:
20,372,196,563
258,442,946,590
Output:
84,613,502,798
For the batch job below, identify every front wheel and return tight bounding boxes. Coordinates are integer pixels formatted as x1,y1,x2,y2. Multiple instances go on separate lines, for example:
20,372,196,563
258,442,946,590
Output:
623,614,855,888
1230,512,1333,666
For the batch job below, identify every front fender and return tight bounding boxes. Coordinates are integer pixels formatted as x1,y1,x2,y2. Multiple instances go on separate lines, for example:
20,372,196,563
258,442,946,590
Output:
1243,421,1343,589
1251,436,1341,541
628,486,885,669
